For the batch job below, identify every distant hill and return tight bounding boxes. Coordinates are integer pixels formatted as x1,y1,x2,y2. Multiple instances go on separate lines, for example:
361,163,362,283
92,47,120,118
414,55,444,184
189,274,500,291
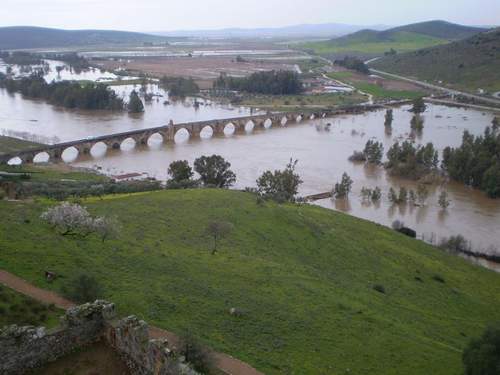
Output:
301,20,487,58
0,26,171,50
371,28,500,93
154,23,389,39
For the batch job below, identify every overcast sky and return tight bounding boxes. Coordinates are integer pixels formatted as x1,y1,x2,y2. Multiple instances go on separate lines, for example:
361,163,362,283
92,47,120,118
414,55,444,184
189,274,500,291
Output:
0,0,498,31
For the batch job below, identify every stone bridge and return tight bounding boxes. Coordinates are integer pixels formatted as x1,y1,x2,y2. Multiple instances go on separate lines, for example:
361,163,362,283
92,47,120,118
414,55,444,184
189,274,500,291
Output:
0,106,378,164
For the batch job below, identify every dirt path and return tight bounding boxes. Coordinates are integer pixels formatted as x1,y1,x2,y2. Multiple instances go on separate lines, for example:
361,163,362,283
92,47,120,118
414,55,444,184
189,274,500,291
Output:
0,269,264,375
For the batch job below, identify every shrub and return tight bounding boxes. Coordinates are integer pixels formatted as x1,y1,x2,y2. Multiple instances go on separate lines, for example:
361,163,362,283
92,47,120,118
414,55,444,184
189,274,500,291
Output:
256,159,303,203
432,275,445,283
463,323,500,375
373,284,386,294
178,332,215,374
63,273,103,303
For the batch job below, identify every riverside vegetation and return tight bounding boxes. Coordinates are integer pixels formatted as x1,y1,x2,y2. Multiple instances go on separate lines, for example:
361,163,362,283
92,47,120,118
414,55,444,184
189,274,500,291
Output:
1,163,500,374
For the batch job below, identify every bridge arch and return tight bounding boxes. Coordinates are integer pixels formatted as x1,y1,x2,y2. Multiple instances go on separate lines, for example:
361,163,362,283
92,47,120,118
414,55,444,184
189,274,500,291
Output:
281,116,288,126
33,152,50,164
263,118,272,129
147,133,164,147
200,125,214,139
296,115,303,122
90,142,108,158
7,157,22,165
224,122,235,136
309,114,315,120
120,137,136,151
245,120,255,133
61,146,79,163
174,128,190,144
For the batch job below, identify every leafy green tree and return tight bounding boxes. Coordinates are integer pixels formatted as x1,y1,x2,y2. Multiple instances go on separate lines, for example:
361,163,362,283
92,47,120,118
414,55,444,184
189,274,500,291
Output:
194,155,236,188
256,159,303,203
167,160,196,188
127,90,144,113
371,187,382,202
463,323,500,375
214,70,303,95
333,173,353,199
442,127,500,198
398,187,408,203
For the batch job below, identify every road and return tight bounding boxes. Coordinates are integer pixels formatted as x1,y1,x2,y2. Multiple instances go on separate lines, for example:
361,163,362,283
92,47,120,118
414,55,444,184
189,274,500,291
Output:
368,67,500,107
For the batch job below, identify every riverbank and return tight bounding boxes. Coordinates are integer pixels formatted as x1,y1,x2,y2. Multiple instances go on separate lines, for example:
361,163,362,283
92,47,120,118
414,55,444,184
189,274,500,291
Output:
1,187,499,374
0,136,44,156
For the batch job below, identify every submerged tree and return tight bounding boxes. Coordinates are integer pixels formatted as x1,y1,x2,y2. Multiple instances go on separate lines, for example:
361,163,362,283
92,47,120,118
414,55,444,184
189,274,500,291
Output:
410,97,427,114
384,109,393,128
333,173,353,199
127,90,144,113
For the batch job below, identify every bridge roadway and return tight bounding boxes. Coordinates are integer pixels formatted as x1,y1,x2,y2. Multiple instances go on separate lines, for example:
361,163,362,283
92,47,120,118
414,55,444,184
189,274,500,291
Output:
0,105,379,164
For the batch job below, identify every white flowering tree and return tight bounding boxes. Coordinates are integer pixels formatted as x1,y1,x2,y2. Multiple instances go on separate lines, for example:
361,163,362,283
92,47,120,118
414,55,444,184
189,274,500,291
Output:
41,202,119,241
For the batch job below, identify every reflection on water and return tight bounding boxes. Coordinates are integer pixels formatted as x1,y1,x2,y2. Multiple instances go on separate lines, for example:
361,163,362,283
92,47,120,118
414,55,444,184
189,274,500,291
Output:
70,104,500,261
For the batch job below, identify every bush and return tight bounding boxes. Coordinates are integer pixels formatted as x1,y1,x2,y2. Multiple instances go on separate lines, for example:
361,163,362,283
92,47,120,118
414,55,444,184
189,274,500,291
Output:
432,275,445,283
178,332,215,374
373,284,386,294
256,159,303,203
63,273,103,303
463,323,500,375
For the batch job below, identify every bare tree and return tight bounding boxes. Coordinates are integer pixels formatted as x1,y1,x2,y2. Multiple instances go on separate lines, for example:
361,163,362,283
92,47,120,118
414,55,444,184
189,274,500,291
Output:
207,221,234,254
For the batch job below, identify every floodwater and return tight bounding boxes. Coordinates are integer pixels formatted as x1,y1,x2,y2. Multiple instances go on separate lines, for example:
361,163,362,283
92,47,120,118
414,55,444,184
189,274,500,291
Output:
0,63,499,270
69,103,499,266
0,84,258,144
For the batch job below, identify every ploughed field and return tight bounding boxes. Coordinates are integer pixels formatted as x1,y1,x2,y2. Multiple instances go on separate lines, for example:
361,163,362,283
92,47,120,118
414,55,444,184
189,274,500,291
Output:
1,187,499,374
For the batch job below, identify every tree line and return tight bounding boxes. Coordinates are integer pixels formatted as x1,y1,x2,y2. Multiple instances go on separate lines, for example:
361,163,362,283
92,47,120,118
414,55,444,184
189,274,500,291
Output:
442,126,500,198
213,70,303,95
159,76,200,97
0,73,126,111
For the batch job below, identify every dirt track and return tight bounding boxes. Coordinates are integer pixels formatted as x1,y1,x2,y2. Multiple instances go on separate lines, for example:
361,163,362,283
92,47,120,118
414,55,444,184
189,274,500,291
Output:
0,269,263,375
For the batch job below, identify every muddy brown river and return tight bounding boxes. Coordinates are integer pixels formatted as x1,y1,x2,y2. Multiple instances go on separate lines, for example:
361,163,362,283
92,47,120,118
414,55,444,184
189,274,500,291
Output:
1,74,499,271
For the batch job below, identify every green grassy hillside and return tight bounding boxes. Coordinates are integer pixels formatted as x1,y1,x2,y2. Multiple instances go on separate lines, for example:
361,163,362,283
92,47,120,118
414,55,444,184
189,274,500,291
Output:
301,20,486,58
0,26,171,50
0,136,43,156
0,189,499,374
371,28,500,92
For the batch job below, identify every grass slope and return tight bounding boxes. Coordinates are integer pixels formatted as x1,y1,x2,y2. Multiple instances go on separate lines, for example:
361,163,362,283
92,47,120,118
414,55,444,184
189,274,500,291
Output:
0,136,43,156
301,20,486,58
0,284,61,329
0,26,170,50
0,189,499,374
371,28,500,93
